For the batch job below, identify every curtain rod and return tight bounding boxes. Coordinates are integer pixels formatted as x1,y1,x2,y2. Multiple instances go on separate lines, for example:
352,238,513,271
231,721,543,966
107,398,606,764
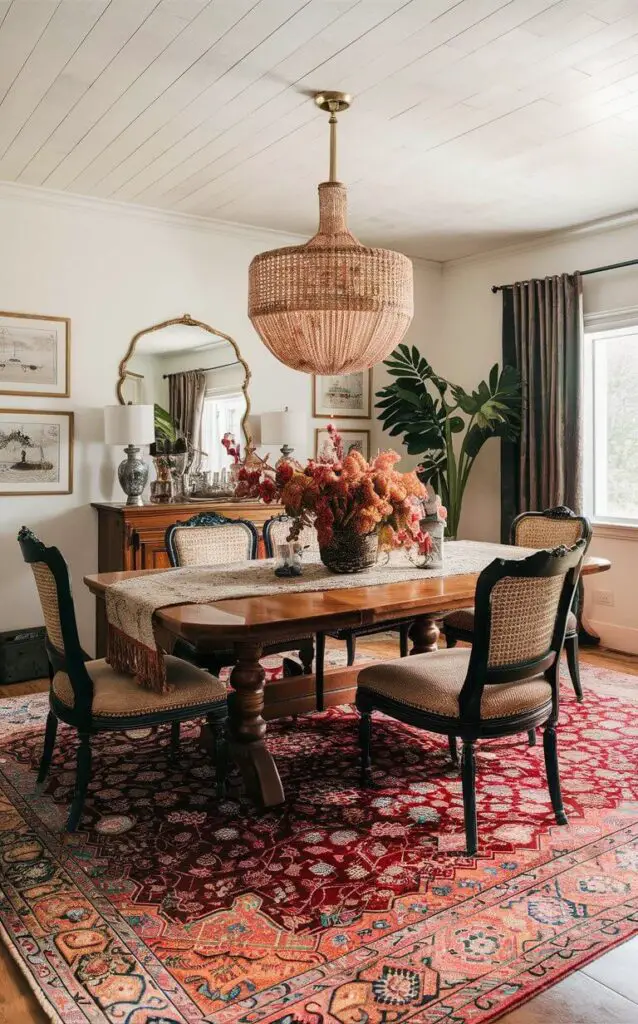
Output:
491,256,638,293
163,359,240,378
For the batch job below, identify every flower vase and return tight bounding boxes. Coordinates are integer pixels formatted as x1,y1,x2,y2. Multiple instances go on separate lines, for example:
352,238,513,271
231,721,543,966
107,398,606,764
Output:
319,528,379,574
418,515,444,569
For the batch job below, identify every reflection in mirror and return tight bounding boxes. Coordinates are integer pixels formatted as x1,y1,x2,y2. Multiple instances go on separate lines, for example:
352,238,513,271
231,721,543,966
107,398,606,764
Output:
117,317,250,479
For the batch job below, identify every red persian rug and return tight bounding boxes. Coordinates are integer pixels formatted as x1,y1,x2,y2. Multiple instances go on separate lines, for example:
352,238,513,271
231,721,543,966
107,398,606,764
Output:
0,662,637,1024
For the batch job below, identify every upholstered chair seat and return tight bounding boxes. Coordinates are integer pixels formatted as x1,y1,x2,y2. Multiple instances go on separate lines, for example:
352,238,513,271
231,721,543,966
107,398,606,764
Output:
358,650,552,720
52,656,226,721
442,508,590,703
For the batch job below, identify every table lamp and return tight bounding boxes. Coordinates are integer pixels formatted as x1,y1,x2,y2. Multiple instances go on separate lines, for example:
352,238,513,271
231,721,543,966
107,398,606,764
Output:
261,408,306,466
104,404,155,505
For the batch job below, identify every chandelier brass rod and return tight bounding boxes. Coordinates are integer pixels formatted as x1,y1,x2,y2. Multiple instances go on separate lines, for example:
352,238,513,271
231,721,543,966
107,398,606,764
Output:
329,110,338,182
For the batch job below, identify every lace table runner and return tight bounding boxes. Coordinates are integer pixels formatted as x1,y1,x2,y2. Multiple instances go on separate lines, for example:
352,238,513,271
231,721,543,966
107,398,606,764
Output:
105,541,537,693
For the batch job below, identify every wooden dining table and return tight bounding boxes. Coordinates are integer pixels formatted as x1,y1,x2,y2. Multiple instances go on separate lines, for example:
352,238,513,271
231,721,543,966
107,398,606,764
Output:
84,552,610,809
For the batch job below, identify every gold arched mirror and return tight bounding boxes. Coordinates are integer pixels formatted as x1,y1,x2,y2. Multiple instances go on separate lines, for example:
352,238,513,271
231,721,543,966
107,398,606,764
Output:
117,314,251,471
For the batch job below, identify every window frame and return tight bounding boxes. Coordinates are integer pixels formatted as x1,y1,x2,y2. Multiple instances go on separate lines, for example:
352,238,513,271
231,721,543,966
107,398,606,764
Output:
583,306,638,531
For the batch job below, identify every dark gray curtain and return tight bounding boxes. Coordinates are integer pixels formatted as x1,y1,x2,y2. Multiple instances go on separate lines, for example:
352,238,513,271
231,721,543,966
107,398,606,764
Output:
168,370,206,449
501,274,583,541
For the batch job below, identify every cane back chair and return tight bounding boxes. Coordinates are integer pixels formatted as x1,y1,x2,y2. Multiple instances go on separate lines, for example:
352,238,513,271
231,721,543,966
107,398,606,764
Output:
443,507,591,701
18,527,228,832
165,511,314,677
263,513,412,711
357,541,587,854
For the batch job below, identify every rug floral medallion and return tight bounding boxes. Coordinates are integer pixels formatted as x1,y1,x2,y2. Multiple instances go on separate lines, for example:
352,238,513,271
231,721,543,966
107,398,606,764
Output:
0,665,637,1024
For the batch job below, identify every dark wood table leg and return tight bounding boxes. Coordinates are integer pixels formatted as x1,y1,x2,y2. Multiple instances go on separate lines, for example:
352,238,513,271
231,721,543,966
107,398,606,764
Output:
409,613,440,654
227,640,284,807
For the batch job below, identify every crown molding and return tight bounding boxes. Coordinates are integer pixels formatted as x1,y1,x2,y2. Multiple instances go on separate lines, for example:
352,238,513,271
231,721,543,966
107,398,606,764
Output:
442,207,638,271
0,179,442,268
0,179,307,245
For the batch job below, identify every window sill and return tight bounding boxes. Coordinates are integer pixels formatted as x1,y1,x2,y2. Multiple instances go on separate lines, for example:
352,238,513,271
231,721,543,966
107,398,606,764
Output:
592,522,638,541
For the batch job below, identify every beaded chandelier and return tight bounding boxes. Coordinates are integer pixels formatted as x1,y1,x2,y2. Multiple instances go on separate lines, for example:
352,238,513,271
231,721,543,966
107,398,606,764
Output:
248,92,414,375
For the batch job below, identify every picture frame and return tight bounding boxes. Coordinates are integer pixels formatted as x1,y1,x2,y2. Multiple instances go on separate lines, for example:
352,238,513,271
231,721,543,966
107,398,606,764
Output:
315,427,370,461
0,410,73,495
313,370,372,419
0,310,70,398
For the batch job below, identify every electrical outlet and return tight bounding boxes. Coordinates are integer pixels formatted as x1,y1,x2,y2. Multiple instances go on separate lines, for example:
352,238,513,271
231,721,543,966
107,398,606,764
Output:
594,589,614,607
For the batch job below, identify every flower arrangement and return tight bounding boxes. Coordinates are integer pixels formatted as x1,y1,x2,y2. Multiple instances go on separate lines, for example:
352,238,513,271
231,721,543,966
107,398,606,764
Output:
249,423,431,556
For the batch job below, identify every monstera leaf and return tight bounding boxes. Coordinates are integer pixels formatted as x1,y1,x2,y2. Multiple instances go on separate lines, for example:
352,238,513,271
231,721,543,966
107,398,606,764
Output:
376,346,521,536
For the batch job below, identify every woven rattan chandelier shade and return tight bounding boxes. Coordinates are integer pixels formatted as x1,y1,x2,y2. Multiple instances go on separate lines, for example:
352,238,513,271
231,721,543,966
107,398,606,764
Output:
248,93,413,375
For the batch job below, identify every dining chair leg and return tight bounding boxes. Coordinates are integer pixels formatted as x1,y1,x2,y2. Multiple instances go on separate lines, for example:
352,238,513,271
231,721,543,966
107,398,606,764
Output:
37,711,58,784
67,732,91,833
399,622,410,658
528,729,537,746
170,721,180,758
461,740,478,855
448,735,459,764
359,710,372,786
564,634,583,702
209,716,228,799
299,639,314,675
315,632,326,712
543,724,567,825
346,634,356,667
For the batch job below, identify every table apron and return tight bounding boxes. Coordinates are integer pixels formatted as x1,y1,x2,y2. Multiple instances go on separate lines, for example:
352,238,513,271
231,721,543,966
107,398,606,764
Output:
155,605,452,651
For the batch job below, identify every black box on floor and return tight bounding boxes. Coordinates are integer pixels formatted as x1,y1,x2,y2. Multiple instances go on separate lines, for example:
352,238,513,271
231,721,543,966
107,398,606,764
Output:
0,626,48,685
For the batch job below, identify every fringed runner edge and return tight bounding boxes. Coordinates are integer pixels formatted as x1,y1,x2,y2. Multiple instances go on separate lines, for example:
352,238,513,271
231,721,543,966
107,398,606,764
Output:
106,623,171,694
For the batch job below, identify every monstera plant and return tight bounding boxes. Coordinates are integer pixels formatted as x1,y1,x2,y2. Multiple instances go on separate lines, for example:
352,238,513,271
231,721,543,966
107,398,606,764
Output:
376,344,521,538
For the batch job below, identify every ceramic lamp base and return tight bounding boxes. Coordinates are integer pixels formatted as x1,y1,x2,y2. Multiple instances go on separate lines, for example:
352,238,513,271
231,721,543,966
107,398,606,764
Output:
117,445,149,506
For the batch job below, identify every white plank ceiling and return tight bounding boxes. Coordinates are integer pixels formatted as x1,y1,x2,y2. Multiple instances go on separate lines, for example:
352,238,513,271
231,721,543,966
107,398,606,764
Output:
2,0,638,259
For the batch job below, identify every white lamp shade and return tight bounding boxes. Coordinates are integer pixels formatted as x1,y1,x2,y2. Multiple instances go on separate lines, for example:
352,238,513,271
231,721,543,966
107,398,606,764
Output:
104,404,155,446
261,409,307,445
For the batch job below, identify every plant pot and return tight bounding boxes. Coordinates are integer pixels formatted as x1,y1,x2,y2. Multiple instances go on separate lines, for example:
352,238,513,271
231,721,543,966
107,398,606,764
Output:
320,528,379,574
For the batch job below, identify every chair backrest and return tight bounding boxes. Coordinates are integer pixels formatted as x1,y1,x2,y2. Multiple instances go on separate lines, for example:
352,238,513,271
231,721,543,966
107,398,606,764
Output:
165,511,259,567
511,506,591,550
460,541,586,720
17,527,93,715
263,513,320,558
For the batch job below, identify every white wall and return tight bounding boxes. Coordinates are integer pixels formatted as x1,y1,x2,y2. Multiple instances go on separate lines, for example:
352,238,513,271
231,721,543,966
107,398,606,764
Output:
439,217,638,653
0,185,318,652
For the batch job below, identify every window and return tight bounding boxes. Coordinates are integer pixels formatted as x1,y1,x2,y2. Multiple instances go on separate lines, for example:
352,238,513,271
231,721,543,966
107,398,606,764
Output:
201,391,244,473
584,315,638,525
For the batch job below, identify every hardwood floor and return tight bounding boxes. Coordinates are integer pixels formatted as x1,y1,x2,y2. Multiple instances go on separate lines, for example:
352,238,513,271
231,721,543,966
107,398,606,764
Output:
0,643,636,1024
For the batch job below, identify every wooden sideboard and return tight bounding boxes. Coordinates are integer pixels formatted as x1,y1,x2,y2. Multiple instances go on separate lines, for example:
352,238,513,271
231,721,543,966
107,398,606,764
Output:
91,501,283,656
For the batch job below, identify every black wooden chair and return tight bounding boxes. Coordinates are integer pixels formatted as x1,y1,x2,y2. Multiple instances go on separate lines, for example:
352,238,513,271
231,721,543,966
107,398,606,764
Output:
443,507,591,702
18,527,228,832
356,541,587,854
165,511,314,676
263,513,411,710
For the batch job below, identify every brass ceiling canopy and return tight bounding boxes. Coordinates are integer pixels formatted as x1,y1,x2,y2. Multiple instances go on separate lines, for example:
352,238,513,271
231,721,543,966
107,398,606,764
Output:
247,90,414,376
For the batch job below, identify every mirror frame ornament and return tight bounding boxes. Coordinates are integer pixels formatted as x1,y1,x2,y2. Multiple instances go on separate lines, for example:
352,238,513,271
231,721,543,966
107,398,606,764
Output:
116,313,252,442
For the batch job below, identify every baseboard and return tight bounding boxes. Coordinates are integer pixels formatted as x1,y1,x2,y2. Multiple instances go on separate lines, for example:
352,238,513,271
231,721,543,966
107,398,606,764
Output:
586,620,638,656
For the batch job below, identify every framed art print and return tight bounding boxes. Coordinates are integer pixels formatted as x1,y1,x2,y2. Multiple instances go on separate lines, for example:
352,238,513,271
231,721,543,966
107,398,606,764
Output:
0,410,73,495
0,311,70,398
316,427,370,461
313,370,371,419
